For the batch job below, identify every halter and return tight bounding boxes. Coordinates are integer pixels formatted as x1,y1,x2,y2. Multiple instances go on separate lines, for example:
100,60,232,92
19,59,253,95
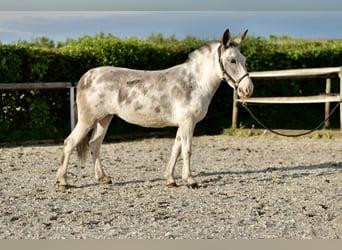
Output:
217,45,249,89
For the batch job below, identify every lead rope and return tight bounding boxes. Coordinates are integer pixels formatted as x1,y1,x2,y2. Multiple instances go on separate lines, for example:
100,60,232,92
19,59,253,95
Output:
241,101,341,137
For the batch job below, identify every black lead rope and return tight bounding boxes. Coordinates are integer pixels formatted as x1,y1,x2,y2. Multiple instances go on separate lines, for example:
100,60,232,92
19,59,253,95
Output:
241,101,341,137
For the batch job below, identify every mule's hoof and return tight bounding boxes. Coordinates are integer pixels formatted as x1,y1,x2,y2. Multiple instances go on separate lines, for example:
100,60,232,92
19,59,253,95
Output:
99,177,112,185
187,183,199,189
166,182,178,188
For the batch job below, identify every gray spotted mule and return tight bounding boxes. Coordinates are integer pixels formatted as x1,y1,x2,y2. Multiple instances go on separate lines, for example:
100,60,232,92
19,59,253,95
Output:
56,29,254,190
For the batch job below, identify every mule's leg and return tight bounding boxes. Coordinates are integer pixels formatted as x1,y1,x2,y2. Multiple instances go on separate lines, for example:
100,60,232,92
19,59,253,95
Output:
89,115,113,185
56,122,91,190
179,121,198,188
164,128,182,187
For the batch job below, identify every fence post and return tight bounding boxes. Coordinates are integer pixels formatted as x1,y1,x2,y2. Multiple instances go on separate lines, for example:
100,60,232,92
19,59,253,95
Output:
70,86,75,130
232,89,239,129
324,77,331,128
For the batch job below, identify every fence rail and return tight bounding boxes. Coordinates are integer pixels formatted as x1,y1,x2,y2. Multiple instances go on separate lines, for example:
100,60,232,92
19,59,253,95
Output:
233,66,342,130
239,95,341,104
0,82,75,90
249,67,341,80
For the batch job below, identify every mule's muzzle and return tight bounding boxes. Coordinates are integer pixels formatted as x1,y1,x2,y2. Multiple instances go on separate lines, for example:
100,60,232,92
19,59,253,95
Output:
238,85,253,98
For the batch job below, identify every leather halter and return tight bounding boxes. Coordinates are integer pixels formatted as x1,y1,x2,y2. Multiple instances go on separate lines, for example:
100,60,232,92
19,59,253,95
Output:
217,45,249,89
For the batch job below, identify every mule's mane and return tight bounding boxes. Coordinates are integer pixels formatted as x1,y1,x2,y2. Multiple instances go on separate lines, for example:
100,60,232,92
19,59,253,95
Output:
187,40,240,63
187,42,218,62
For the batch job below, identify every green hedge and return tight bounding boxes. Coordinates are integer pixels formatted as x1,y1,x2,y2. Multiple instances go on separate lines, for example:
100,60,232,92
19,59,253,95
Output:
1,34,342,142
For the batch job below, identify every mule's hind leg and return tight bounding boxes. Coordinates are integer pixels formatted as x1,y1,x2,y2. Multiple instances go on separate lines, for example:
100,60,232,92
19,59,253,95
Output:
89,115,113,185
164,128,182,187
56,122,92,190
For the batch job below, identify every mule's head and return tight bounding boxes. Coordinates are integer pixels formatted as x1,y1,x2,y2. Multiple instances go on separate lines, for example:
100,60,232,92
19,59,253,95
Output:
218,29,253,98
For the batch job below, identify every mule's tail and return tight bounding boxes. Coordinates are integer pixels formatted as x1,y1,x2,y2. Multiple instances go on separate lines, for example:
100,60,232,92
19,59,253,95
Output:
74,102,89,164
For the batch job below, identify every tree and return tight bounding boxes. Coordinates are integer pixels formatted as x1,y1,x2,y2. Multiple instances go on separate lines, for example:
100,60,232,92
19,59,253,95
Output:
17,37,55,48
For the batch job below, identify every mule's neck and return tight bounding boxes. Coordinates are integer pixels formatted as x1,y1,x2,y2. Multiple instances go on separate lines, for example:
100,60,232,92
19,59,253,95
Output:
186,42,223,100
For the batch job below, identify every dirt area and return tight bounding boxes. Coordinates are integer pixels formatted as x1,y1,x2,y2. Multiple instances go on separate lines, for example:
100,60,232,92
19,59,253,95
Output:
0,133,341,239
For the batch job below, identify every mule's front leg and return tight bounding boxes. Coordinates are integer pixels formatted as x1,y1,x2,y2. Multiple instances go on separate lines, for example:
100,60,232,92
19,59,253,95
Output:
180,122,198,188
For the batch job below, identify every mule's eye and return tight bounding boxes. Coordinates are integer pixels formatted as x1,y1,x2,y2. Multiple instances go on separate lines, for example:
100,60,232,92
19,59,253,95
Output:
230,58,237,64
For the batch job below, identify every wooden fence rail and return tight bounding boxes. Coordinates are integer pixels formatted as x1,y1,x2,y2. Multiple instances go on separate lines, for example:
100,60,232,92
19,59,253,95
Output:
233,66,342,130
0,82,75,90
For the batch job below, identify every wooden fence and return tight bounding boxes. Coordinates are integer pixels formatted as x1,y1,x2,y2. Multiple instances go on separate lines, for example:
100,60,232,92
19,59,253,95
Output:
232,66,342,130
0,82,77,130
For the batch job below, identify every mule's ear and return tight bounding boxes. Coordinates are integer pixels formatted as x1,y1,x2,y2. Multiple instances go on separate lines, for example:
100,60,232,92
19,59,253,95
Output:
234,29,248,46
222,29,231,48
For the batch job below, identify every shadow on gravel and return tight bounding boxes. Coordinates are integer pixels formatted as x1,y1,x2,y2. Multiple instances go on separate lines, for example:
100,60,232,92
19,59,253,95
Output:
71,177,165,189
200,162,342,176
198,162,342,185
67,163,341,189
113,177,164,186
73,183,100,189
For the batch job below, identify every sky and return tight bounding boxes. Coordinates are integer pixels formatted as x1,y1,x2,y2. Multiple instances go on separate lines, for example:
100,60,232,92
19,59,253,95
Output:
0,0,341,44
1,0,341,11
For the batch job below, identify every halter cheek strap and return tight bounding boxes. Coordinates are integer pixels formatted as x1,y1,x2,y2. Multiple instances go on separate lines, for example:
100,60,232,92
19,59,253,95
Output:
217,45,249,89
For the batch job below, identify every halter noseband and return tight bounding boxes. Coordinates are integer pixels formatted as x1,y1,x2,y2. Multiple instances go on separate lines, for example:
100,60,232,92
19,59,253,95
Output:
217,45,249,89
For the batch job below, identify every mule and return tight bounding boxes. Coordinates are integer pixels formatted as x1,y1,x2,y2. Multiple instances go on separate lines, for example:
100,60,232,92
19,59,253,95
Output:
56,29,254,190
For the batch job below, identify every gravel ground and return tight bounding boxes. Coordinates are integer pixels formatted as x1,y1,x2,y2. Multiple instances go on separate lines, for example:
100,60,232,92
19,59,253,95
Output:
0,134,341,239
